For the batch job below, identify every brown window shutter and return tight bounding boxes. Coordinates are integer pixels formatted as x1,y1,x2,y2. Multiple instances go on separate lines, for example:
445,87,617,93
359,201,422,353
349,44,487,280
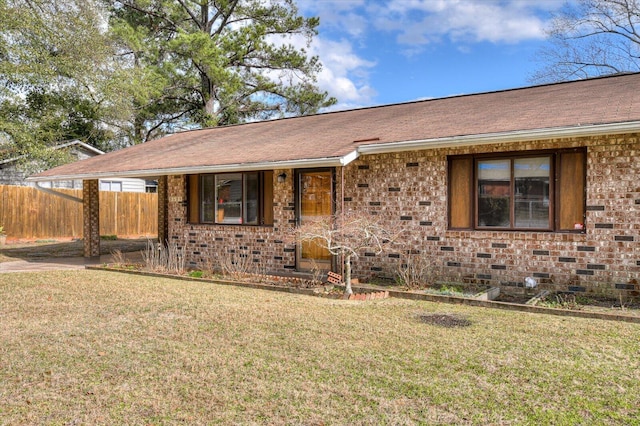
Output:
261,171,274,225
187,174,200,223
449,157,473,229
557,150,586,231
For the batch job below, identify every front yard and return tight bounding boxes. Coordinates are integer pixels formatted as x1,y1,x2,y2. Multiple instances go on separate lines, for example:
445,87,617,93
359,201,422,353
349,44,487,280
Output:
1,270,639,424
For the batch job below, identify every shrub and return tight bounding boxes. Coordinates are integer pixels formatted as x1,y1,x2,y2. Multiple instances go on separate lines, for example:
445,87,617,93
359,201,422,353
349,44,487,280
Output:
396,252,433,289
214,249,258,281
142,240,186,274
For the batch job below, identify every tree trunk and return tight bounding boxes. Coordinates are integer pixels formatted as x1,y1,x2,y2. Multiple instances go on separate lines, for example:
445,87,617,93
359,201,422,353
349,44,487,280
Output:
133,112,145,144
201,71,216,120
132,53,145,143
344,254,353,296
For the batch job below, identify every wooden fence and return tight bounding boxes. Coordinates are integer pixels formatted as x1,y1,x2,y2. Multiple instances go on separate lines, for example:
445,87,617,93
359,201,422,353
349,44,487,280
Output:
0,185,157,240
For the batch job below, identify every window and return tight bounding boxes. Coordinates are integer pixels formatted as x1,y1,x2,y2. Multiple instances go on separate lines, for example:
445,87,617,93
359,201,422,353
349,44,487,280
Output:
187,171,274,226
448,149,585,232
99,180,122,192
145,180,158,193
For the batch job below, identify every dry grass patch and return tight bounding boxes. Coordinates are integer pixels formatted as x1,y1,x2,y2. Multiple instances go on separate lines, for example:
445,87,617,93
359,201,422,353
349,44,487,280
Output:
1,270,639,425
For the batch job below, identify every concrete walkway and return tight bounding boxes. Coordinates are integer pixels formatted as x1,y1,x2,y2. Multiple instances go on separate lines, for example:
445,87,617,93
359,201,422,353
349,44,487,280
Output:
0,252,143,273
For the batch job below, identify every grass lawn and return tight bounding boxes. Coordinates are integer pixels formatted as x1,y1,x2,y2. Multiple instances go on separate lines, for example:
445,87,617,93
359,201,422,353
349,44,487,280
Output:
1,271,639,425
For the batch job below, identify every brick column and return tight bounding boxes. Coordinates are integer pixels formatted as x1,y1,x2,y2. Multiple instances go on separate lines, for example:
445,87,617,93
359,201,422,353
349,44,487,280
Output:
157,175,169,245
82,179,100,258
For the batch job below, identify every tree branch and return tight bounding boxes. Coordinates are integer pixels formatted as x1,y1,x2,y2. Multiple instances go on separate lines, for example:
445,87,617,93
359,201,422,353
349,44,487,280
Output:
175,0,202,30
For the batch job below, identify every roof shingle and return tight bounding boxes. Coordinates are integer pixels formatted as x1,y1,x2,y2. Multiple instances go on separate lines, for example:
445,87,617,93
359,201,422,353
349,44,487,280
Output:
31,73,640,181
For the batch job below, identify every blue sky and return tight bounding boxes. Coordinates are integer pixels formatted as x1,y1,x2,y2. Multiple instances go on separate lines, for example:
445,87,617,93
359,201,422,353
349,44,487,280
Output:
296,0,564,110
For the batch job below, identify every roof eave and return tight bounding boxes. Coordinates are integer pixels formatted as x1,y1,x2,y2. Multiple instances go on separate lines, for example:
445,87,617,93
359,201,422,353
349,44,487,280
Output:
0,140,104,166
58,140,105,156
357,121,640,154
26,121,640,183
26,151,360,182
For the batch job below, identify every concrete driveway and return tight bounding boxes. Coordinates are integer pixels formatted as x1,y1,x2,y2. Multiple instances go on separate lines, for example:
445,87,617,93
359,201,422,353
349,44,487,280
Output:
2,256,97,273
0,254,133,273
0,239,146,273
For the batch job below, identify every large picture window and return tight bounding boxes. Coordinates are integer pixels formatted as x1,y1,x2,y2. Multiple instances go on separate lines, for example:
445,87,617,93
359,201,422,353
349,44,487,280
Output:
449,149,585,232
187,171,273,226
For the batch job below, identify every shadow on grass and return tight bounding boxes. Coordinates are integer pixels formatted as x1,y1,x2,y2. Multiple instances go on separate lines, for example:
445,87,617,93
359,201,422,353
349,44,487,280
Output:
0,238,152,261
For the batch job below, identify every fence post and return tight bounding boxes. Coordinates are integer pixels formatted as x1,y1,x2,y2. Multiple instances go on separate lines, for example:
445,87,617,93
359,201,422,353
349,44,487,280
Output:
83,179,100,258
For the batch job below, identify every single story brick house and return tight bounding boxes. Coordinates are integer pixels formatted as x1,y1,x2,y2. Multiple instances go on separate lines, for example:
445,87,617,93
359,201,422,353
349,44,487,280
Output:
29,73,640,296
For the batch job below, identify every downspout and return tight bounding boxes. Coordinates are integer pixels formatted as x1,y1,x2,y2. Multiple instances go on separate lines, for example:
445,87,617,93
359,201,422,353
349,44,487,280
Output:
34,181,83,203
337,150,358,282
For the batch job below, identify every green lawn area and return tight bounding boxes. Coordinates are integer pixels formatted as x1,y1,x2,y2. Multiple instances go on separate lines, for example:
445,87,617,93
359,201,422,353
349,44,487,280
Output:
1,270,639,425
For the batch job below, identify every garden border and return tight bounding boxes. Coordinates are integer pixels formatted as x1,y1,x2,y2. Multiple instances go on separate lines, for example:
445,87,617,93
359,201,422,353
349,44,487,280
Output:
86,265,640,324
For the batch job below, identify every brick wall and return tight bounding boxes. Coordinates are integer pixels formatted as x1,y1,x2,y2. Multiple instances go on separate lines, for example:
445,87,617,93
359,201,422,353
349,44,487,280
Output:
167,171,297,274
157,176,169,245
341,134,640,297
166,134,639,297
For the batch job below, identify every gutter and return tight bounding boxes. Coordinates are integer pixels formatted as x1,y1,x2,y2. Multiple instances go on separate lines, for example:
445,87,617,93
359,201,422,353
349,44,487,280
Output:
26,151,361,183
34,181,83,203
357,121,640,154
24,121,640,183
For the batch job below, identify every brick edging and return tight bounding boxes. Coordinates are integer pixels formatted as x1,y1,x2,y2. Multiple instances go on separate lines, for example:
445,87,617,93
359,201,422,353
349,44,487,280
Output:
85,266,640,324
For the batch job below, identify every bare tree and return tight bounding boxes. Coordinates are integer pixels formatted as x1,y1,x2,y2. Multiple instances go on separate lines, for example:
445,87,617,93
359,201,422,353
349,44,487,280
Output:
291,211,403,296
533,0,640,83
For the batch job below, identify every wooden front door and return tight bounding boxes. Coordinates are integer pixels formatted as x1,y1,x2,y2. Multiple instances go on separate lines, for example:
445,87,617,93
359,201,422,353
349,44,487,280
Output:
297,170,333,270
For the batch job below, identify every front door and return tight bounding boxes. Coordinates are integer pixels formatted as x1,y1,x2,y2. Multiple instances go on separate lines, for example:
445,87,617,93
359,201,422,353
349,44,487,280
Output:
297,170,333,270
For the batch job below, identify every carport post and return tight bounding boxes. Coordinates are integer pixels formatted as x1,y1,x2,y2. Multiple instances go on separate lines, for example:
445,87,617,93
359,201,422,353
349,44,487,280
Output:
83,179,100,258
157,176,168,245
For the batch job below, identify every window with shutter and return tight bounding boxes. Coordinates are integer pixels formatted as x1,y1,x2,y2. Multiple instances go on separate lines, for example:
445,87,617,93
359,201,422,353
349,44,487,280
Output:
448,148,586,232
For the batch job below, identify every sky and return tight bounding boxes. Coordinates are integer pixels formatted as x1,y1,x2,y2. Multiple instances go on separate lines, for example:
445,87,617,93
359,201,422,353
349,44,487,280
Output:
295,0,565,111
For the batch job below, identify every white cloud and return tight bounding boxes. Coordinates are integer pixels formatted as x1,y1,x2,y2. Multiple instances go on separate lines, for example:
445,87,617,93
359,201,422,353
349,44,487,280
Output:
373,0,552,47
265,26,375,110
310,37,377,109
298,0,370,39
295,0,559,106
296,1,380,108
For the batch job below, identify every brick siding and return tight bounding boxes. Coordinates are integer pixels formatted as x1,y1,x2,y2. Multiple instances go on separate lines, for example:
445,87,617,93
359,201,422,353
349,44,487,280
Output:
157,176,169,245
167,134,640,297
167,171,297,274
342,134,640,296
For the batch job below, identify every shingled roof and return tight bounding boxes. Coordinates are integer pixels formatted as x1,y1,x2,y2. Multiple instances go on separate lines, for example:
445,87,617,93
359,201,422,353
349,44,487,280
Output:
29,72,640,181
